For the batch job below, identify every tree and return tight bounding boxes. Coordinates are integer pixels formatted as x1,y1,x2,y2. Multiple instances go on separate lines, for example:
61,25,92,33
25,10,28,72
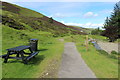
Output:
102,1,120,42
49,17,53,23
91,27,102,35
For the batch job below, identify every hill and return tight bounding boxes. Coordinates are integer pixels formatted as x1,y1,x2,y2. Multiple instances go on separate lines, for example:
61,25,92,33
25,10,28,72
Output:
1,1,86,37
67,26,94,34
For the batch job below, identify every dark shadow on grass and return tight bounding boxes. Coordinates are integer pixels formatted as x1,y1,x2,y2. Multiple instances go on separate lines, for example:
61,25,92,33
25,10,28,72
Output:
7,55,45,65
27,49,48,65
38,49,48,51
27,55,45,65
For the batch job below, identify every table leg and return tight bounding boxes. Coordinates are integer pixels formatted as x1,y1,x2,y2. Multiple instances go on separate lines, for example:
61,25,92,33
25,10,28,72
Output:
16,52,19,57
29,47,33,53
29,47,36,58
4,51,10,63
20,51,27,64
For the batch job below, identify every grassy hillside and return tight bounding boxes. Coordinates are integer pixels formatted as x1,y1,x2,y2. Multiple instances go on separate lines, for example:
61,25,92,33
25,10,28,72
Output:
68,26,94,34
1,1,86,37
2,25,64,78
2,1,43,17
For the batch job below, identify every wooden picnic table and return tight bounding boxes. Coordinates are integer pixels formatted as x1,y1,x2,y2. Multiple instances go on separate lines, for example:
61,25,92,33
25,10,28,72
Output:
2,45,39,64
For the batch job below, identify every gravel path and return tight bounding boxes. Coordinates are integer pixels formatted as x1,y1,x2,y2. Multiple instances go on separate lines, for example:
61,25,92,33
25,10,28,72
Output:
58,42,96,78
97,41,118,54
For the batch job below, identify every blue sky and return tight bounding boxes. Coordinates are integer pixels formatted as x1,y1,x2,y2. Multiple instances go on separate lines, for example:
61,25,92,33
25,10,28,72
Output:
11,2,116,28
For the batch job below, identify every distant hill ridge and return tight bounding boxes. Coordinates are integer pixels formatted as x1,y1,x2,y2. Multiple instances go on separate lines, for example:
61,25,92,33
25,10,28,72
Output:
1,1,86,36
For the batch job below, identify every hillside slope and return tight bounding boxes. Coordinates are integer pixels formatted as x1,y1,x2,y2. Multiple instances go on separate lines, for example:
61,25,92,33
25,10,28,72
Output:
1,1,86,37
68,26,94,34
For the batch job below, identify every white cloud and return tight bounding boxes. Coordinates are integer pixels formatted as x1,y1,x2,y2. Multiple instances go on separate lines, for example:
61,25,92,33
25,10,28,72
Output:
83,12,98,18
94,14,98,17
60,21,103,28
50,12,81,18
100,9,113,14
61,21,83,26
51,13,66,18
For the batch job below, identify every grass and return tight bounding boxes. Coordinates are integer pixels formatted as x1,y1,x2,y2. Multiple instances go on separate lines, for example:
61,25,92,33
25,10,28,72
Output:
68,26,94,34
2,25,64,78
19,7,43,17
63,35,118,78
2,2,43,18
77,45,118,78
0,24,2,79
89,35,107,41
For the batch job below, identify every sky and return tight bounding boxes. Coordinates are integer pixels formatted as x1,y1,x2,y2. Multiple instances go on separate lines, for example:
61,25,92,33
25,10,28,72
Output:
5,1,117,28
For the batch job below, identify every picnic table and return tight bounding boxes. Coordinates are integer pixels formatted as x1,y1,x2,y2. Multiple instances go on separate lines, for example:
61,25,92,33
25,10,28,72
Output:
1,45,39,64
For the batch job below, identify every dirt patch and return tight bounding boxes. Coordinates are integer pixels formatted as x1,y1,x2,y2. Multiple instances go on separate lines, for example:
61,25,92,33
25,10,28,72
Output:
58,38,64,42
39,58,60,78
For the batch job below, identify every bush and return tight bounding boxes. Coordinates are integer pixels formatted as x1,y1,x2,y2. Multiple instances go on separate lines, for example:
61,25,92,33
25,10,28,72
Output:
91,27,103,35
97,50,108,55
111,51,118,55
49,17,53,23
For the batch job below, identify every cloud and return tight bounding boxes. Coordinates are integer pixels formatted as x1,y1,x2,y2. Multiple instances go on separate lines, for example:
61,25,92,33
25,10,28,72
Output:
50,12,81,18
61,21,103,28
99,9,113,14
51,13,66,18
85,22,103,28
83,12,98,18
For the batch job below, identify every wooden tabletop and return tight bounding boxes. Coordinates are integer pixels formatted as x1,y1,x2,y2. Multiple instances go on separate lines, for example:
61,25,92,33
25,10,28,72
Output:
6,45,30,52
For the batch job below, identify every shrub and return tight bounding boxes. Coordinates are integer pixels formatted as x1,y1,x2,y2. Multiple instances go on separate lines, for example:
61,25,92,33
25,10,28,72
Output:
111,51,118,55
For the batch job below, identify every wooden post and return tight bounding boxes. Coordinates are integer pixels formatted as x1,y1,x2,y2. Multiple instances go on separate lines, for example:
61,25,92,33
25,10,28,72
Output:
86,35,88,51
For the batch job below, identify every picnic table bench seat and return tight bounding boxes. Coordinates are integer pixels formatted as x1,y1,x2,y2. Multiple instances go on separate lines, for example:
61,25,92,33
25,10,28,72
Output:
26,51,39,61
0,52,16,58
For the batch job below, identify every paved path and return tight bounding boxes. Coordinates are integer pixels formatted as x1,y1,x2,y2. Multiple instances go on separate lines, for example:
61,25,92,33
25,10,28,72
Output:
58,42,96,78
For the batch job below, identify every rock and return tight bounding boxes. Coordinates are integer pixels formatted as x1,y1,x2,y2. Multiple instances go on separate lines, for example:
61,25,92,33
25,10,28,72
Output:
46,73,48,75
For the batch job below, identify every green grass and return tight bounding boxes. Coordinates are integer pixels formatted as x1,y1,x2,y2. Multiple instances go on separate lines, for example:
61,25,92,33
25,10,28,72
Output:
0,24,2,79
68,26,94,34
2,2,43,18
88,35,107,41
115,39,120,43
76,44,118,78
19,7,43,17
64,35,118,78
2,23,118,78
2,25,64,78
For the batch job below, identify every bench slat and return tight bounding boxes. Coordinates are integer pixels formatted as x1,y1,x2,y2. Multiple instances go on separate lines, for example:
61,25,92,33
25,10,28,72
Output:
8,57,22,60
0,54,7,58
26,51,39,60
0,52,16,58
